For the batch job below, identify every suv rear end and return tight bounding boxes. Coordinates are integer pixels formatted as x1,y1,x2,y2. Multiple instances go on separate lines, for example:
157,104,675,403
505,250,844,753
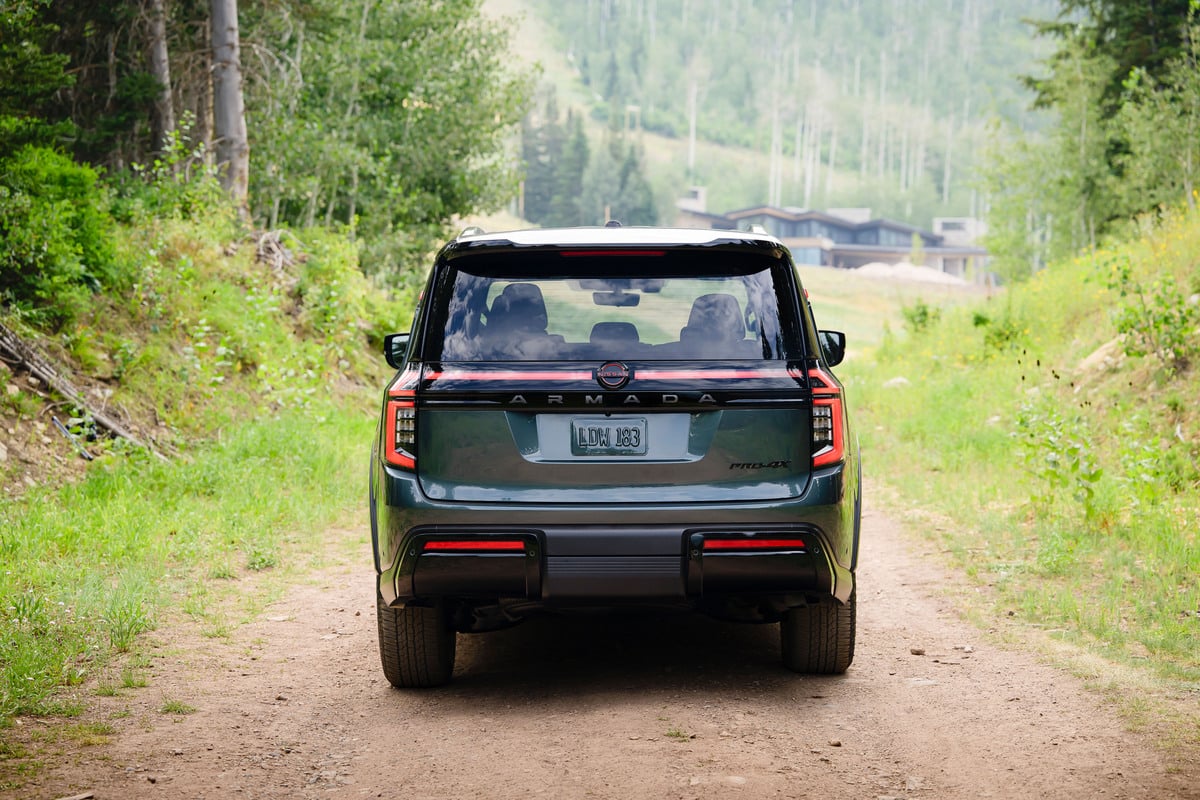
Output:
370,226,860,686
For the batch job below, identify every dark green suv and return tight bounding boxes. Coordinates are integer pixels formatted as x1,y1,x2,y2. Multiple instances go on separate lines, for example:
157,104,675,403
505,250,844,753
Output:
370,226,860,687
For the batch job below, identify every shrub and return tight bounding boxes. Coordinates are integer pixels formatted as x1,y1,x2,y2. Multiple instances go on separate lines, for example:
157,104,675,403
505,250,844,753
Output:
1106,252,1200,373
108,118,228,228
0,146,121,328
901,298,941,335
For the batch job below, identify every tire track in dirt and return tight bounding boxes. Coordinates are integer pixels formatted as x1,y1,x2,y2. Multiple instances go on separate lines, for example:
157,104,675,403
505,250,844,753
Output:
13,500,1198,800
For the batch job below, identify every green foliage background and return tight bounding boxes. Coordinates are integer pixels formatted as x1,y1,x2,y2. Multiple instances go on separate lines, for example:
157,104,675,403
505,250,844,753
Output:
527,0,1058,223
984,3,1200,279
520,86,659,227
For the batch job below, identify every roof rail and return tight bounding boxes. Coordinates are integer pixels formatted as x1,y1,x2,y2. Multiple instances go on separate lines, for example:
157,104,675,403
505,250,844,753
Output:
458,226,486,238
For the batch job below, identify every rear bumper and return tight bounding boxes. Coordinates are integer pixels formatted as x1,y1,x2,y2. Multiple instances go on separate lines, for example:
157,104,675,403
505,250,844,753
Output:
391,524,834,601
371,462,859,618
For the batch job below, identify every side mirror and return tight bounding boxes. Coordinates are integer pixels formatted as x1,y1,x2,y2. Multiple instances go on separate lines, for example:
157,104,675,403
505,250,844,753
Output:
818,330,846,367
382,332,411,369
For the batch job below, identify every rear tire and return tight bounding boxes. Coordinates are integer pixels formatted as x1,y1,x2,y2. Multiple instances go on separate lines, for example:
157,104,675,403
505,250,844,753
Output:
377,598,456,688
780,592,855,674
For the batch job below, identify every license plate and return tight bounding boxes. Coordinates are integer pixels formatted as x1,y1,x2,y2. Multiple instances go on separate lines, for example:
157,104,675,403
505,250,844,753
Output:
570,417,648,456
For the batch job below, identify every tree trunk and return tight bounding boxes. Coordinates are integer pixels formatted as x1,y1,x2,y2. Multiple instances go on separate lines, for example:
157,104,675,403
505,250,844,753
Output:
686,79,698,175
824,122,838,197
942,113,954,205
148,0,176,154
211,0,250,211
195,18,214,167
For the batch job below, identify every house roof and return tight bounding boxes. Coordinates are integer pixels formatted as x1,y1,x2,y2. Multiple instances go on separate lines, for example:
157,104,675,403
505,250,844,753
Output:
722,205,939,240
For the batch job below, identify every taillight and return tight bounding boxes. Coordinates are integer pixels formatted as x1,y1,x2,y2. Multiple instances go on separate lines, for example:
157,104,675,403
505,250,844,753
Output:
422,539,526,553
384,366,421,469
385,398,416,469
808,367,845,468
702,536,806,551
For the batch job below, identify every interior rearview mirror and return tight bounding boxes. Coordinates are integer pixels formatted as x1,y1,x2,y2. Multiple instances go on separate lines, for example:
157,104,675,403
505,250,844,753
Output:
819,330,846,367
383,332,411,369
593,291,640,307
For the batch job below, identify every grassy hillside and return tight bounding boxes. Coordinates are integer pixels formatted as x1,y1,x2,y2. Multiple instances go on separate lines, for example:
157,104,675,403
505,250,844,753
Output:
0,208,411,743
797,265,988,354
846,205,1200,745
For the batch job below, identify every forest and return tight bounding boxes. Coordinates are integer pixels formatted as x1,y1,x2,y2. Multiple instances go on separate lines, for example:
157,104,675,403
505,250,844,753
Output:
521,0,1060,226
521,0,1199,272
1,0,531,303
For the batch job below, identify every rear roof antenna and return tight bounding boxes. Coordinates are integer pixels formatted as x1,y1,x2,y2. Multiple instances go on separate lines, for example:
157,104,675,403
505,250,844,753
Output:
458,226,485,238
604,219,622,227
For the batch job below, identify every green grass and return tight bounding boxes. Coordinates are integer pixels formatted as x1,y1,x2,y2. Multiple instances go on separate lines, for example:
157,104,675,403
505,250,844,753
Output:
0,404,372,726
664,726,692,741
796,264,988,355
847,204,1200,721
158,699,196,716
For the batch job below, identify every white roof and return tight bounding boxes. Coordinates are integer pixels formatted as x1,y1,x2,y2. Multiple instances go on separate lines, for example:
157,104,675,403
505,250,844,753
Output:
457,226,779,248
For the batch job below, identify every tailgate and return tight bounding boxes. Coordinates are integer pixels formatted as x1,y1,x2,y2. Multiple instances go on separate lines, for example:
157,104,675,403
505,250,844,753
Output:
414,364,815,503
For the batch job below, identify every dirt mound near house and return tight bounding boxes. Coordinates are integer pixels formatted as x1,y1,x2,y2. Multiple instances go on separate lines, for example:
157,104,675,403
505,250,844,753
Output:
853,261,971,286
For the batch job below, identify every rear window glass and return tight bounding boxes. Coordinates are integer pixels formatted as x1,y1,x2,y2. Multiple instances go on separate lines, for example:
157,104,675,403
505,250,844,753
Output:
427,250,803,362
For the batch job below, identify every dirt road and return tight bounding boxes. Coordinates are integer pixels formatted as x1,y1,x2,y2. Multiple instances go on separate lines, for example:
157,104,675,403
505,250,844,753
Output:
16,500,1198,800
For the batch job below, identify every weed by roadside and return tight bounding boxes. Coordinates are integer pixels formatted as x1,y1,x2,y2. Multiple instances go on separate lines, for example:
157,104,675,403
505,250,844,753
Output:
159,699,196,715
847,203,1200,731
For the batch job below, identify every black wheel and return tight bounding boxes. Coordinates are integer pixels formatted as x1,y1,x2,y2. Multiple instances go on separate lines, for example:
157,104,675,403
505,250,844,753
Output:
377,597,456,688
780,592,855,674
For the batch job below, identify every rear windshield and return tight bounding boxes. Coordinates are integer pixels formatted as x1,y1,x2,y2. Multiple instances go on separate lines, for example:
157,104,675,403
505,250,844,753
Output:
425,249,804,362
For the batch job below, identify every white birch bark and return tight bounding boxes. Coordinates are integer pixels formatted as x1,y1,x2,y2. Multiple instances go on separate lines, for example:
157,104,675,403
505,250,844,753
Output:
149,0,176,152
211,0,249,208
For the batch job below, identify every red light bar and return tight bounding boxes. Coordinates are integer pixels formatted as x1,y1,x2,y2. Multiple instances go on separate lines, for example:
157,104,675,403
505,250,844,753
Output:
559,250,665,257
422,539,526,552
702,537,806,551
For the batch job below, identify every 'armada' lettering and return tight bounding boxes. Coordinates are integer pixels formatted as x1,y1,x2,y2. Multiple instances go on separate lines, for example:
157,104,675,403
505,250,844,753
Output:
503,392,730,406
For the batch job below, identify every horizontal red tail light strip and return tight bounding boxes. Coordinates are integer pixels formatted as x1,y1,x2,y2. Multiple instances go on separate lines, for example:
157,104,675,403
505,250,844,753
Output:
636,368,792,380
702,537,806,551
426,368,796,383
422,540,526,552
426,370,594,382
558,250,665,257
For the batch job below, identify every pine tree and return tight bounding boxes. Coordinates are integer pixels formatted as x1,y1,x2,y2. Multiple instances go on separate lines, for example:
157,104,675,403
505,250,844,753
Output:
544,111,590,226
613,144,657,226
520,87,566,224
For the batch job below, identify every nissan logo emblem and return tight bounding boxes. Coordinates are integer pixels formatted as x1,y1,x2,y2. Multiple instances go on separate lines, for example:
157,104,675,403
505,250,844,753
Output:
596,361,631,390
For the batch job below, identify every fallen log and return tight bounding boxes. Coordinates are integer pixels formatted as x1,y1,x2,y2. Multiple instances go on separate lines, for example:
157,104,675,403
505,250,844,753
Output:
0,320,165,459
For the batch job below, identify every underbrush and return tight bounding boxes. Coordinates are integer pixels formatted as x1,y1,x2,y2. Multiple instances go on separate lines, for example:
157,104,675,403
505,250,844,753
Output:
1,180,416,732
846,204,1200,707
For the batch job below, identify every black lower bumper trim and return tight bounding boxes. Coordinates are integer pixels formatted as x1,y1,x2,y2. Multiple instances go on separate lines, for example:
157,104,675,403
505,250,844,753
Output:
544,555,685,599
